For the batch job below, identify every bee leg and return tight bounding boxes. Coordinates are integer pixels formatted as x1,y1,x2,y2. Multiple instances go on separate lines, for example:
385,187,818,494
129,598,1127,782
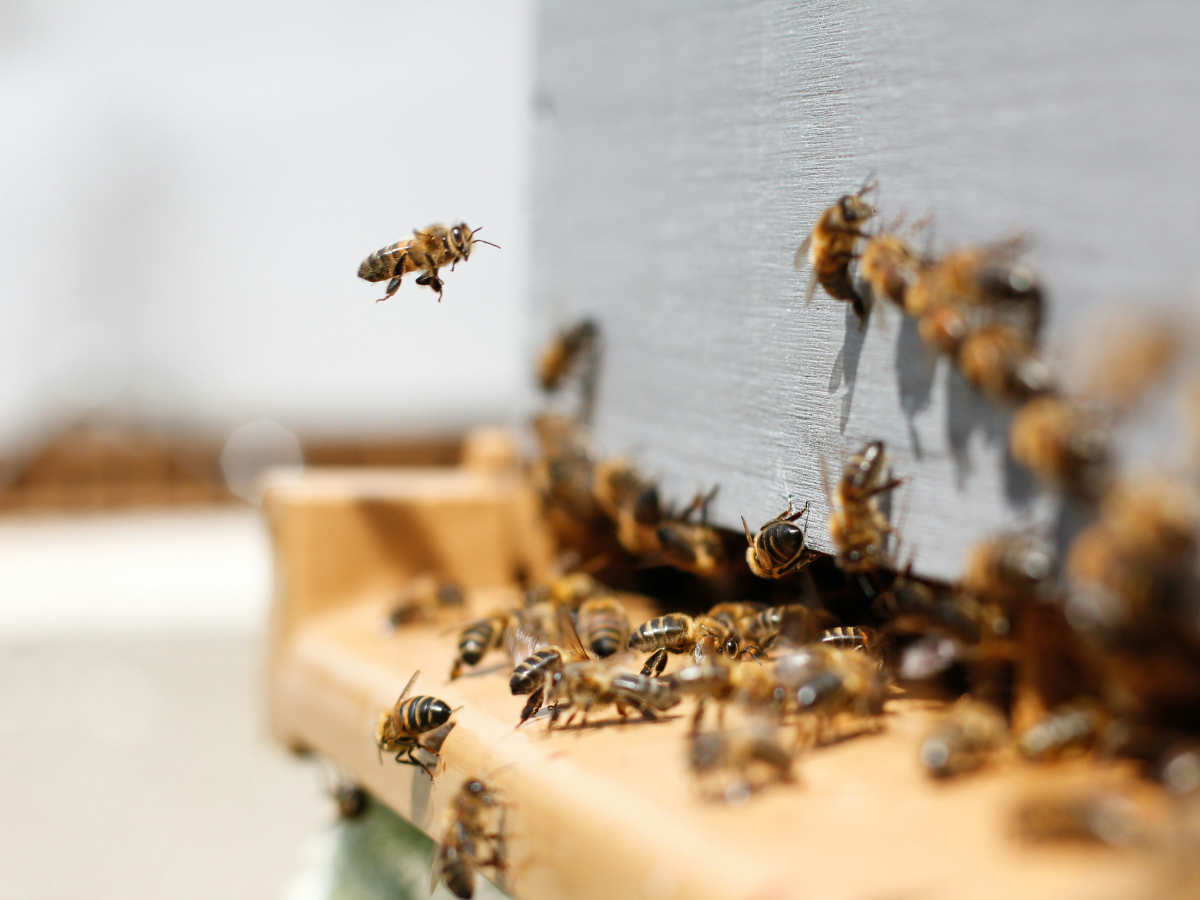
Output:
401,745,436,779
640,649,667,677
691,696,706,735
450,660,462,680
518,687,544,726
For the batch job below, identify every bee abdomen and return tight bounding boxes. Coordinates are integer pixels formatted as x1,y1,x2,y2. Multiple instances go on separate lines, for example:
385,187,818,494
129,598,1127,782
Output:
357,240,417,282
510,648,562,695
612,672,679,711
628,615,686,651
397,695,452,735
819,626,873,652
458,618,500,666
761,522,805,565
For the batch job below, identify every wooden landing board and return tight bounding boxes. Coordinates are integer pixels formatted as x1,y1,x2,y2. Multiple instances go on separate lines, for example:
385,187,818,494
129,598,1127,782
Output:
530,0,1200,584
270,589,1163,900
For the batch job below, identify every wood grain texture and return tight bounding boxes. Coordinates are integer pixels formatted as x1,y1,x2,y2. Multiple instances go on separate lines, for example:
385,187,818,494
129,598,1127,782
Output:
530,0,1200,581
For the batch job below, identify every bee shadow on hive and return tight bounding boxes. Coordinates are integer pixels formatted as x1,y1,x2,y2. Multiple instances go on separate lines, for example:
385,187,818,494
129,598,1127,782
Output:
893,315,937,459
829,304,868,433
945,368,1013,490
547,712,683,734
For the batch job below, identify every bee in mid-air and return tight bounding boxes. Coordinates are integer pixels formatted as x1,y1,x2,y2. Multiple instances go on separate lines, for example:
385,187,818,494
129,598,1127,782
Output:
918,698,1008,778
592,457,663,556
358,223,498,302
529,413,597,526
432,777,508,899
375,670,453,777
825,441,904,573
795,178,878,324
742,500,817,579
628,612,757,677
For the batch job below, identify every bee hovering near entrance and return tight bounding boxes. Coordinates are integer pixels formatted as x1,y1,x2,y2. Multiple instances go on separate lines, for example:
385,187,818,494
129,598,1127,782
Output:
358,223,498,302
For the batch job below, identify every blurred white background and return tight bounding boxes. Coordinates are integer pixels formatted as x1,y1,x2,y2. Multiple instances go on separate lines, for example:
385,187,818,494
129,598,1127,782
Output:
0,4,535,897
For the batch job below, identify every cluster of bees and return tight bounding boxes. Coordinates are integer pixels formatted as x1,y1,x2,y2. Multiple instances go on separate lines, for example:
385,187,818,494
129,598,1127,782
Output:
356,196,1200,895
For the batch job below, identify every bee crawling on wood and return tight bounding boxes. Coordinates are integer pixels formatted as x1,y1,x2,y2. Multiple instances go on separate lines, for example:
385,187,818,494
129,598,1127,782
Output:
357,222,498,302
818,626,877,653
576,595,632,659
377,574,465,638
775,644,888,743
509,601,593,725
742,604,827,652
689,718,797,802
375,670,453,777
918,698,1009,779
592,457,663,556
856,218,930,314
432,776,509,899
544,662,680,730
451,612,517,680
825,441,905,574
629,611,761,677
795,177,878,324
742,500,818,579
668,657,784,733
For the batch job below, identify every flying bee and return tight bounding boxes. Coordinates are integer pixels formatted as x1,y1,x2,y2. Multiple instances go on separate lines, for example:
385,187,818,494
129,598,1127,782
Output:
375,670,453,777
818,626,877,653
451,612,516,680
794,178,878,323
378,575,465,638
1017,699,1111,760
577,595,631,658
742,604,826,651
825,441,904,573
857,227,929,313
689,719,796,801
538,319,599,392
656,487,726,576
955,322,1055,403
629,613,756,677
358,222,498,302
742,500,817,578
962,534,1055,609
918,698,1008,778
432,777,508,899
544,662,679,730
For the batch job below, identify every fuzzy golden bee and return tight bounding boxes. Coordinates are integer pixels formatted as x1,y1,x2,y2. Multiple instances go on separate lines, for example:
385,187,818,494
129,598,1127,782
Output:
858,231,927,312
538,319,599,392
432,777,508,899
576,595,631,659
742,500,816,579
656,488,726,576
628,613,755,677
795,179,878,323
955,321,1054,403
375,670,453,777
826,441,904,573
918,698,1008,778
544,662,679,730
358,222,498,302
961,533,1055,609
1009,396,1111,498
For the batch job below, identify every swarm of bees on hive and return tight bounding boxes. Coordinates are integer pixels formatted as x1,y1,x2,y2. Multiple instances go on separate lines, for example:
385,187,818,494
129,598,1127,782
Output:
354,191,1200,898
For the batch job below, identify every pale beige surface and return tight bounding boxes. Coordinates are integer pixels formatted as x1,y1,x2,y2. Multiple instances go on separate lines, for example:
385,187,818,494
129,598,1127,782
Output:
0,635,329,900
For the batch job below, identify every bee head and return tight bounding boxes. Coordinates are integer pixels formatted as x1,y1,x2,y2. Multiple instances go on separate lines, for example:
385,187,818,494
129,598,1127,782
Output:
452,223,471,256
840,193,876,223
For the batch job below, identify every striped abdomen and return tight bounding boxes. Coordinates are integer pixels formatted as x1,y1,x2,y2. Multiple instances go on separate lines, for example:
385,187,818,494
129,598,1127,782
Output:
357,239,422,282
756,521,806,572
393,695,452,737
578,598,630,658
611,672,679,711
745,605,818,645
628,615,691,653
510,647,564,695
819,626,874,652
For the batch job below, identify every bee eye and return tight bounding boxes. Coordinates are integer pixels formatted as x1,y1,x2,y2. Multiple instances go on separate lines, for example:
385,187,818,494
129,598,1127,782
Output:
453,227,462,242
724,638,739,656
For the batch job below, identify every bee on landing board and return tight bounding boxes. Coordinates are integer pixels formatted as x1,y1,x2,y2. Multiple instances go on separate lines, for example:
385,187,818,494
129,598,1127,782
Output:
357,222,498,302
432,777,509,899
794,178,878,324
576,595,632,659
508,601,593,725
628,612,760,677
918,698,1008,778
543,662,679,730
689,719,796,801
742,500,817,578
375,670,453,777
451,612,518,680
825,441,905,574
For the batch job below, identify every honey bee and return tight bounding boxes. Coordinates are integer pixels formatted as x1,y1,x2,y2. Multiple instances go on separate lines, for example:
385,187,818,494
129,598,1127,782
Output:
794,179,878,323
786,646,888,737
1009,396,1111,498
818,626,876,653
742,604,826,651
451,613,516,680
375,670,453,776
905,240,1043,329
955,322,1055,403
706,601,766,638
668,658,783,732
530,413,597,525
918,698,1008,778
432,777,508,899
509,603,592,725
378,575,465,638
592,458,663,555
689,719,796,801
1012,789,1145,847
962,534,1055,609
857,228,928,313
656,487,727,576
576,595,631,658
741,500,817,578
826,441,904,573
629,613,755,677
358,223,497,302
1017,699,1111,760
544,662,679,730
538,319,599,392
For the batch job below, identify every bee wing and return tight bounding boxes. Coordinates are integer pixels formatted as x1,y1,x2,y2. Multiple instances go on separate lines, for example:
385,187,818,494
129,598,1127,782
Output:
793,232,812,271
396,669,420,705
818,451,835,508
504,611,547,667
804,266,819,308
557,602,592,661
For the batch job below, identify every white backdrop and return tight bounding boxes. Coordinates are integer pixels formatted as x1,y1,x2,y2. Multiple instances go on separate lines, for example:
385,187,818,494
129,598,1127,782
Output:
0,0,536,449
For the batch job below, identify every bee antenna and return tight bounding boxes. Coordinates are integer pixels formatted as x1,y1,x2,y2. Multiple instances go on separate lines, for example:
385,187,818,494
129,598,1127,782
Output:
474,239,501,249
